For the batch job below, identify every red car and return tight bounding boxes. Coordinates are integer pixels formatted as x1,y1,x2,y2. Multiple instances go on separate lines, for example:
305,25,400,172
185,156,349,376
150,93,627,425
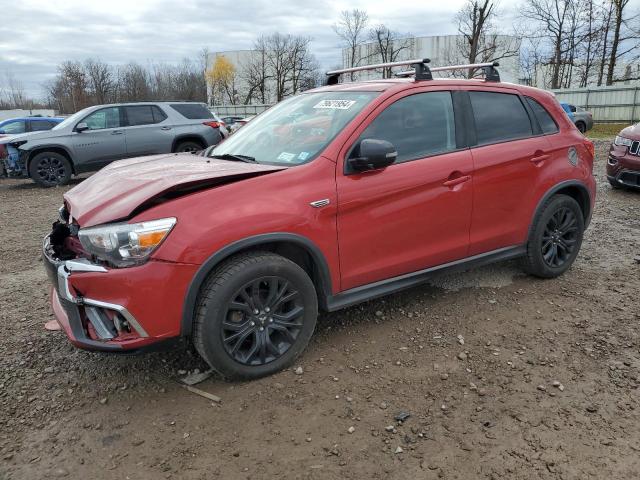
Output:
607,123,640,189
43,60,596,379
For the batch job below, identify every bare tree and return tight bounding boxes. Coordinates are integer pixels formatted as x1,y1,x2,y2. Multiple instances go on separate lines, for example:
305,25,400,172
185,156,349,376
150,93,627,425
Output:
333,9,369,80
369,25,413,78
85,59,114,104
606,0,640,85
449,0,520,79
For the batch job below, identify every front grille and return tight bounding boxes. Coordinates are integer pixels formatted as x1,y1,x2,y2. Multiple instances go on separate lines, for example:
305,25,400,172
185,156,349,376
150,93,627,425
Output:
630,140,640,156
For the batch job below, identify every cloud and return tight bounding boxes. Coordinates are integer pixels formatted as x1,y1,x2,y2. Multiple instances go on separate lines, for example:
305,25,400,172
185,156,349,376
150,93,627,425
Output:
0,0,514,99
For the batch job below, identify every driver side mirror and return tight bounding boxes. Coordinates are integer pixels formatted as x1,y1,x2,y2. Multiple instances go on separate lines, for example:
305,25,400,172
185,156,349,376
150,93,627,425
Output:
75,122,89,133
347,138,397,173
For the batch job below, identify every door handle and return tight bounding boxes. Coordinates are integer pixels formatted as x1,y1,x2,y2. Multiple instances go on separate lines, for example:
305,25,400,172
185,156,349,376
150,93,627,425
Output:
111,130,124,135
160,126,172,131
443,174,471,187
531,153,550,164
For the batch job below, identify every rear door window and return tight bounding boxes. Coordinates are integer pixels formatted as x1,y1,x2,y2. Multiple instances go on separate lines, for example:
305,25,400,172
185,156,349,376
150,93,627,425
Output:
358,91,457,163
170,103,213,119
525,97,559,135
30,120,54,131
125,106,156,126
469,91,533,145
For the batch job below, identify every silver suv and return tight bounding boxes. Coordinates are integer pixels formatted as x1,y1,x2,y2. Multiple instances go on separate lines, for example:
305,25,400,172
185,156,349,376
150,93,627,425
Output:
1,102,227,187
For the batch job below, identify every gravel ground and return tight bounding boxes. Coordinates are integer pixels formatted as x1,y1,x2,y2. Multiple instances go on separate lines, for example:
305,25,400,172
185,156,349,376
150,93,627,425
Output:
1,140,639,480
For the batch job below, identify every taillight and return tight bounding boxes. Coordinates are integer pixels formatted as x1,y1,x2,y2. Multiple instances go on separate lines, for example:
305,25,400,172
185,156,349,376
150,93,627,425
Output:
203,121,220,129
584,139,595,158
583,139,595,172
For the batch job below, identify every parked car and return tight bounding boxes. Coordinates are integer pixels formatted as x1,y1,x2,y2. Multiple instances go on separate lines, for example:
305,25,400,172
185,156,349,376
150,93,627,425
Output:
0,116,63,137
560,102,593,133
1,102,226,187
607,123,640,189
42,60,595,380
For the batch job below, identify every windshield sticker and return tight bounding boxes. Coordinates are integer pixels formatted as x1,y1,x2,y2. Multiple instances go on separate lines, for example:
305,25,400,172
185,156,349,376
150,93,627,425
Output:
277,151,296,162
298,151,310,160
313,99,356,110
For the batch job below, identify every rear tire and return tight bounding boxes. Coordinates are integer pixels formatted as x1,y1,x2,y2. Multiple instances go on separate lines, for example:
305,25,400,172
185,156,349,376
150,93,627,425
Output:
193,252,318,380
174,140,204,154
523,194,584,278
28,151,72,187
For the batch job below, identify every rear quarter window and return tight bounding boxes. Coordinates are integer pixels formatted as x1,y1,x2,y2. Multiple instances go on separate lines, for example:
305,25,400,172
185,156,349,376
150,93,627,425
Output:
525,97,559,135
469,91,533,145
170,104,214,120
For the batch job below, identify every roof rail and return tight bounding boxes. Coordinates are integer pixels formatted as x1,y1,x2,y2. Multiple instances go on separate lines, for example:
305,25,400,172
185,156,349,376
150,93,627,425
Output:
325,58,432,85
395,61,501,82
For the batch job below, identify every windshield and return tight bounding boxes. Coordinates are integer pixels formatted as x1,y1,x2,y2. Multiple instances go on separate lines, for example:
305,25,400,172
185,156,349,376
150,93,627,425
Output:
52,106,93,130
208,91,378,165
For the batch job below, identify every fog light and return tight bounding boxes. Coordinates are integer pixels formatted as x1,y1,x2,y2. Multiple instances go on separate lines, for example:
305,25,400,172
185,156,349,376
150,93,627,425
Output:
608,156,618,166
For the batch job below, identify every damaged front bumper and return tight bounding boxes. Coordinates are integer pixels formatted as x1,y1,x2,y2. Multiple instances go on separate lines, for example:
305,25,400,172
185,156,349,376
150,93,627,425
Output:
1,144,28,178
43,233,196,352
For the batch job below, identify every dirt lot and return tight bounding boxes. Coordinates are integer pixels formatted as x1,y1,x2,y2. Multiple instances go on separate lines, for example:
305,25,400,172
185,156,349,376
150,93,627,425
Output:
1,140,639,480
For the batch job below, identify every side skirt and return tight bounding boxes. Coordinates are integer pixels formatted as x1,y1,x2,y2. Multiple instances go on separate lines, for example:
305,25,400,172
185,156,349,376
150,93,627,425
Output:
325,245,526,312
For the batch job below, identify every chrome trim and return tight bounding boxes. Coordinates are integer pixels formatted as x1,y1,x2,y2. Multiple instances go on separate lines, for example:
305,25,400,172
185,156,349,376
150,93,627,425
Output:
309,199,330,208
82,298,149,338
85,306,115,340
65,259,108,273
56,260,149,338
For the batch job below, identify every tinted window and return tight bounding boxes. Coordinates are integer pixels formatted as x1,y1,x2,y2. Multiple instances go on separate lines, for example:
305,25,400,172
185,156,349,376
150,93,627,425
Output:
83,107,121,130
470,92,532,145
170,103,213,119
525,97,559,134
126,106,155,126
30,120,54,131
358,91,456,164
1,120,26,134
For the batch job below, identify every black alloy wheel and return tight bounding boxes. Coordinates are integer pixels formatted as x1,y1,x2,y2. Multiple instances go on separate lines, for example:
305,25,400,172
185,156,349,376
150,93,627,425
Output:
222,276,304,366
193,251,318,380
541,206,579,268
523,194,584,278
28,151,72,187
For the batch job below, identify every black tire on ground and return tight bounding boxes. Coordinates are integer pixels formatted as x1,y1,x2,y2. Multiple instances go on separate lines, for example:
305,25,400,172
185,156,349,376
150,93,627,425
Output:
608,178,621,189
523,194,585,279
576,121,586,134
174,140,204,154
28,151,72,187
193,251,318,380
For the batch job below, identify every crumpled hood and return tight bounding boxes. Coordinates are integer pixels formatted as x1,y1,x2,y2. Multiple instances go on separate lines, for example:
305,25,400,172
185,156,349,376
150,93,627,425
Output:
65,153,286,227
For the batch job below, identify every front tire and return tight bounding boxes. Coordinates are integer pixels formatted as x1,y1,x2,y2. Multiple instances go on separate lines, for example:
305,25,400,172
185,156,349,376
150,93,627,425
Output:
193,252,318,380
29,152,72,187
523,194,584,278
576,121,586,134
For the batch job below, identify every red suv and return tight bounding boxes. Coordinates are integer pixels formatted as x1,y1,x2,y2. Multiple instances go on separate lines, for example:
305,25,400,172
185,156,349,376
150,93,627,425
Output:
43,60,596,379
608,123,640,189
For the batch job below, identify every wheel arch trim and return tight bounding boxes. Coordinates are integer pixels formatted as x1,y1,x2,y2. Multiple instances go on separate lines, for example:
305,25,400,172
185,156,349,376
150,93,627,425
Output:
26,145,76,173
171,134,208,152
180,233,333,337
528,179,593,239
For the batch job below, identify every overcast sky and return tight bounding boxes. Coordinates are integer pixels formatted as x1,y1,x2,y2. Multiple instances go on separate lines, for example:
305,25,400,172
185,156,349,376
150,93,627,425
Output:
0,0,517,99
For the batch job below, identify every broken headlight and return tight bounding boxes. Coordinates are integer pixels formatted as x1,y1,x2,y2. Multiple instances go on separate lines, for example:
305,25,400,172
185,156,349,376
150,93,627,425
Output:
78,218,176,267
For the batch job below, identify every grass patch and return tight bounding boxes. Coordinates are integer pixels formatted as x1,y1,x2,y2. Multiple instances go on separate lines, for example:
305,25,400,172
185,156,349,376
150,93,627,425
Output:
588,123,632,139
